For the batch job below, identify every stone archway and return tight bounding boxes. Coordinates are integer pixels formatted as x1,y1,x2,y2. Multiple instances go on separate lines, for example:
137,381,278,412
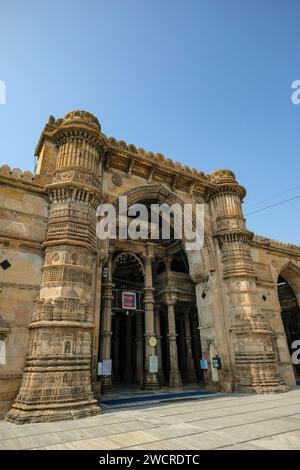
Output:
98,184,204,391
277,262,300,382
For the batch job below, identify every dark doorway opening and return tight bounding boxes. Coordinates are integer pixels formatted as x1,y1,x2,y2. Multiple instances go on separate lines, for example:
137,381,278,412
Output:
278,275,300,380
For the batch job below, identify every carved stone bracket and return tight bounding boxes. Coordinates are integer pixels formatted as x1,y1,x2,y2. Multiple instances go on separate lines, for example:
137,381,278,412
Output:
163,292,177,306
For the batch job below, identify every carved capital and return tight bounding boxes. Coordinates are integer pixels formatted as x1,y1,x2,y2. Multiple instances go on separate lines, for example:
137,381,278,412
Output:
163,292,178,306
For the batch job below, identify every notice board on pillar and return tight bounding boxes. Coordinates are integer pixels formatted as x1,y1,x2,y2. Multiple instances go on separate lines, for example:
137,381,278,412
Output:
122,291,136,310
149,355,158,373
102,359,112,376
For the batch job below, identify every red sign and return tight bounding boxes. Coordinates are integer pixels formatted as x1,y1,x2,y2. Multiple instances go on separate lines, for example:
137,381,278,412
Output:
122,291,136,310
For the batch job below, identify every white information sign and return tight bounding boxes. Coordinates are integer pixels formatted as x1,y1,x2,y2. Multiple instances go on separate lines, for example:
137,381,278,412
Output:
149,355,158,373
103,359,112,376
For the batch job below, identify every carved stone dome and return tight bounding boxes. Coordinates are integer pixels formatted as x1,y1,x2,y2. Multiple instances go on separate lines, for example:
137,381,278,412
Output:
62,110,101,130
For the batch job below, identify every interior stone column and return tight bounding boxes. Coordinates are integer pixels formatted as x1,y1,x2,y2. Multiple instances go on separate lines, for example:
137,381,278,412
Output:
101,251,114,393
124,313,133,383
113,315,120,382
209,170,288,393
184,310,197,382
7,111,103,423
163,292,182,389
135,313,144,385
154,307,165,384
143,245,159,389
178,314,186,382
91,248,104,401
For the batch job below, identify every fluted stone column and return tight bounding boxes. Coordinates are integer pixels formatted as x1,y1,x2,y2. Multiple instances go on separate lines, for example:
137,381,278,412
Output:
143,246,159,389
163,292,182,389
7,111,103,423
154,307,165,384
184,310,197,383
101,252,114,393
210,170,288,393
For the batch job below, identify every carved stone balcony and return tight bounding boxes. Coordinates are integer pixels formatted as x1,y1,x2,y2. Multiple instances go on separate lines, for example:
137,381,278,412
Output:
154,271,196,303
0,314,9,339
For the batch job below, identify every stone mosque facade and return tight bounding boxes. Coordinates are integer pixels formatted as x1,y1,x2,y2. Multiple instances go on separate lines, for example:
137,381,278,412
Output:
0,110,299,423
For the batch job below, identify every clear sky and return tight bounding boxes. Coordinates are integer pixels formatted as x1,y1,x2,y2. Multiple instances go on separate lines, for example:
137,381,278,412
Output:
0,0,300,244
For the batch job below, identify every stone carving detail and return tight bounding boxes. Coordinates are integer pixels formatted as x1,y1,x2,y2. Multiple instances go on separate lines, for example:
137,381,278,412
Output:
6,111,103,424
0,315,9,338
111,174,123,187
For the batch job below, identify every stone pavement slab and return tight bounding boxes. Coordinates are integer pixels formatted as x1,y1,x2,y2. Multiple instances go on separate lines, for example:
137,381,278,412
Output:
0,388,300,450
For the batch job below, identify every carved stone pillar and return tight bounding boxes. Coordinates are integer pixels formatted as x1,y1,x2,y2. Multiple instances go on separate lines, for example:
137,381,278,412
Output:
91,250,103,400
178,314,186,381
113,315,120,382
101,252,114,393
143,245,159,389
163,292,182,389
7,111,104,423
209,170,288,393
154,307,165,384
135,313,144,385
184,310,197,383
124,313,133,383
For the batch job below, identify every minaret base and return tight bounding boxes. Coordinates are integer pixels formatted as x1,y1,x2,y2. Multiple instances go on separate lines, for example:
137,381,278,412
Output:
235,383,289,394
6,399,100,425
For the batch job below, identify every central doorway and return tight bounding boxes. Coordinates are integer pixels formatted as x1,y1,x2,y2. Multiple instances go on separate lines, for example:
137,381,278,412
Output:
111,252,145,388
111,310,145,386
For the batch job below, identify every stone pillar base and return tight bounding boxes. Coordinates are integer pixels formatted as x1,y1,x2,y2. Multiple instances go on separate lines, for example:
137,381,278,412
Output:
6,399,100,425
143,372,160,390
234,364,290,394
101,376,114,394
169,369,182,389
92,382,102,400
158,370,166,385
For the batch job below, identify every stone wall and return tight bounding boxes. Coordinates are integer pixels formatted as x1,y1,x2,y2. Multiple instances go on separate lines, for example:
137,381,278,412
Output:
251,238,300,388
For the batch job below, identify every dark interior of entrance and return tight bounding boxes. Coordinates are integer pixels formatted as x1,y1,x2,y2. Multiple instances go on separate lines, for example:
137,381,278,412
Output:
99,248,203,390
278,275,300,379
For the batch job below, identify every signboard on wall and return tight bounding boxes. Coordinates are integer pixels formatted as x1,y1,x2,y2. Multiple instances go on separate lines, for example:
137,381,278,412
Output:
212,356,222,369
122,291,136,310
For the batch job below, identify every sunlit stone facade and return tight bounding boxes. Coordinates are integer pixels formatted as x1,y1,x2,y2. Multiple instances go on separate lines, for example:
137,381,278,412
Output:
0,110,299,423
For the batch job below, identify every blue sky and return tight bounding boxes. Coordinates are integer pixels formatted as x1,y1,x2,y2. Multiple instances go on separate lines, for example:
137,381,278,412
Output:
0,0,300,243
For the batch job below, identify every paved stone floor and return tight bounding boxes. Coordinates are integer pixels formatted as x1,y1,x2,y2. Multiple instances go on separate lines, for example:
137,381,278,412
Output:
1,388,300,450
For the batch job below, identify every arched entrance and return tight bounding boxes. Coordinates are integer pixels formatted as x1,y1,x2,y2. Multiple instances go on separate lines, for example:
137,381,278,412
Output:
98,187,204,393
277,274,300,381
111,252,145,387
